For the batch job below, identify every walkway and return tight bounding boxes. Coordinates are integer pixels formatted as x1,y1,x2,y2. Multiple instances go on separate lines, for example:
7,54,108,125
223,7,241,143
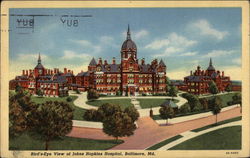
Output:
157,120,241,150
67,107,241,150
69,91,97,110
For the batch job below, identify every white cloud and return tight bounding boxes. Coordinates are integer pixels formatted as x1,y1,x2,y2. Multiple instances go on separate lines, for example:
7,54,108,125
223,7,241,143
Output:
70,39,101,54
134,30,149,39
203,50,236,58
149,33,197,57
61,50,92,60
100,36,114,44
189,19,228,40
167,69,189,80
145,39,170,50
232,58,241,65
179,51,198,56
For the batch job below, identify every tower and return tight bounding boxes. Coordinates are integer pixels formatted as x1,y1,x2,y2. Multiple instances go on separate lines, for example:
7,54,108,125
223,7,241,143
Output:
207,58,216,76
121,25,137,61
34,53,45,77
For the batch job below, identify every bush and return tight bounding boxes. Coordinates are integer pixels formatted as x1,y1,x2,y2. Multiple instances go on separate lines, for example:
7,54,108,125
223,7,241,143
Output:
87,89,99,100
142,93,147,96
75,89,80,94
83,109,99,121
66,96,72,102
179,103,191,114
124,106,140,122
116,91,122,96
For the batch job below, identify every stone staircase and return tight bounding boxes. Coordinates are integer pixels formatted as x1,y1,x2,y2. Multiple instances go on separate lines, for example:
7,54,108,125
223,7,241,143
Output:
130,96,141,110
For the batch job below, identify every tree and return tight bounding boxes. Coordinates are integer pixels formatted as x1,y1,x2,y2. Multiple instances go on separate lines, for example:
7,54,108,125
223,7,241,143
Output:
66,96,73,102
211,97,222,125
29,101,73,150
9,89,38,137
124,106,140,122
208,81,219,95
15,84,22,93
97,103,122,120
87,89,99,100
36,88,44,97
102,112,136,141
83,109,99,121
168,84,178,100
165,77,171,93
199,98,209,110
225,84,232,93
232,93,242,106
159,105,175,125
179,103,191,114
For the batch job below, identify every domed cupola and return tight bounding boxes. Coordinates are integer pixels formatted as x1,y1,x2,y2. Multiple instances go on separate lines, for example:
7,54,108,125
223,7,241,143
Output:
121,25,137,51
121,25,137,61
207,58,215,71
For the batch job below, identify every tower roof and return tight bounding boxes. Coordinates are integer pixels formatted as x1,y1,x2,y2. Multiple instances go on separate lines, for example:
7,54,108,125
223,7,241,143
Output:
207,58,215,71
35,53,44,69
89,58,97,66
121,25,137,50
159,59,166,67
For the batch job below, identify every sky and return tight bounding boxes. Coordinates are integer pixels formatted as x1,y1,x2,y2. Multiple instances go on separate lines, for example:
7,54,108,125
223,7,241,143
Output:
9,8,242,80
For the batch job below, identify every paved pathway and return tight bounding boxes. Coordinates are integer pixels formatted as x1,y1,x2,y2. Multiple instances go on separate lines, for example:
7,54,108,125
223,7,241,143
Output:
67,107,241,150
69,91,97,110
73,120,102,129
157,120,241,150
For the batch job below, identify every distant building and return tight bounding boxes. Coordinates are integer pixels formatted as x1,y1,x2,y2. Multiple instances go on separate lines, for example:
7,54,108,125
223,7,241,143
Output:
183,59,231,95
9,54,71,97
80,25,167,96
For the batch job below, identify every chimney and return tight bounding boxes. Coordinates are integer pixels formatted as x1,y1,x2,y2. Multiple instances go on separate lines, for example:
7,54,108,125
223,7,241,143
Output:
54,68,56,74
64,68,67,74
104,60,108,65
190,71,193,75
26,70,28,76
51,70,53,75
112,57,116,64
22,70,25,76
141,58,145,65
98,58,102,65
222,71,224,77
71,70,73,74
68,70,70,73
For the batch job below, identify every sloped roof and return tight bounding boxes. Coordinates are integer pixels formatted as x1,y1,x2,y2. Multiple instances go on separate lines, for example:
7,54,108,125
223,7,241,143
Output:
89,58,97,66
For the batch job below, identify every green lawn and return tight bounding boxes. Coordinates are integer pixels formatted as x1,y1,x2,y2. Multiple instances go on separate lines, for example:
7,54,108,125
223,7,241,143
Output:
200,92,241,108
192,116,242,132
169,126,241,150
138,99,179,109
10,132,123,150
86,99,132,109
31,95,86,121
146,135,183,150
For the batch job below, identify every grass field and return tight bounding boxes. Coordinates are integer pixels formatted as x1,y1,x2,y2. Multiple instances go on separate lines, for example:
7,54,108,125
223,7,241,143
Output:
10,132,123,150
200,92,240,108
31,95,86,121
138,99,179,109
86,99,132,109
169,126,241,150
192,116,242,132
146,135,183,150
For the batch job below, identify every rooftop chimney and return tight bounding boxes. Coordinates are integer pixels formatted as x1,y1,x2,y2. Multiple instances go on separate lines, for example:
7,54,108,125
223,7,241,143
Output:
64,68,67,74
26,70,28,76
190,71,193,75
141,58,145,65
222,71,224,77
22,70,25,76
98,58,102,65
112,57,116,64
104,60,108,65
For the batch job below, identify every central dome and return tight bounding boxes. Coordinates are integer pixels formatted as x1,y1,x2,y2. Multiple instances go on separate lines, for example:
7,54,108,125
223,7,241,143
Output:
121,25,137,50
121,39,137,50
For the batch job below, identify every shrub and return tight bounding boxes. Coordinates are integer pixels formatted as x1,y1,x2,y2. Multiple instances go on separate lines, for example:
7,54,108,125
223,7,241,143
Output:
66,96,72,102
179,103,191,114
83,109,99,121
116,91,122,96
142,93,147,96
75,89,80,94
87,89,99,100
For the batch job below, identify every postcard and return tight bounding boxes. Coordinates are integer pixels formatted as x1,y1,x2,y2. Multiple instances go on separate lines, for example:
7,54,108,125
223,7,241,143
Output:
1,1,249,158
